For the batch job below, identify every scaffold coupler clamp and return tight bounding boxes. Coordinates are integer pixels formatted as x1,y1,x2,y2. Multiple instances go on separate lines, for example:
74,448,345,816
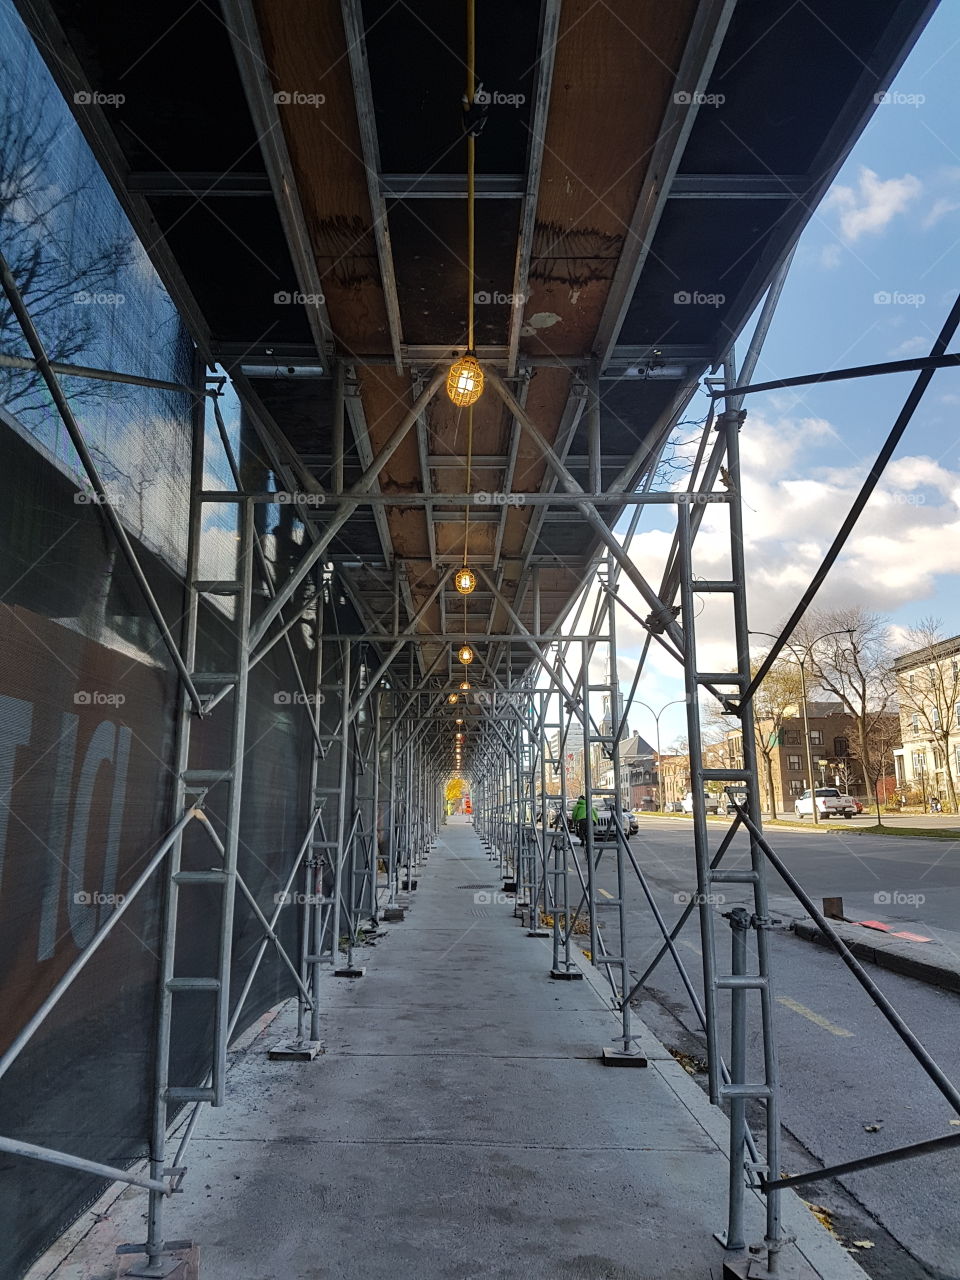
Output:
644,603,679,635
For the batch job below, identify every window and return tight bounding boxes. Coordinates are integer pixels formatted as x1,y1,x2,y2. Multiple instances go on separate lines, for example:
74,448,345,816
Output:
912,750,926,775
934,747,945,769
908,673,915,692
956,745,960,775
952,660,959,681
785,730,801,745
786,754,802,772
955,705,960,729
912,713,920,732
788,781,804,796
833,736,849,758
809,730,823,746
933,706,942,729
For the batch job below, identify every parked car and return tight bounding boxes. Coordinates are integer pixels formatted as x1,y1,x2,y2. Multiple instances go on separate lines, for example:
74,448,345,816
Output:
853,798,864,814
627,812,640,835
681,791,720,815
794,787,855,819
666,800,684,813
591,808,620,842
724,791,748,815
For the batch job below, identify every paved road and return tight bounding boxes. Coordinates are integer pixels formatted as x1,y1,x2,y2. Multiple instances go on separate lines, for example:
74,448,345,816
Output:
632,816,960,935
576,819,960,1280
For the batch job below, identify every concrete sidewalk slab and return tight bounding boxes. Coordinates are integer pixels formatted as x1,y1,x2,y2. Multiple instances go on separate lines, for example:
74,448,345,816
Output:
29,821,868,1280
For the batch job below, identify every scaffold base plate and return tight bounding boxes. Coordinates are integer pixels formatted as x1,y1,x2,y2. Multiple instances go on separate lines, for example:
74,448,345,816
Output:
550,968,583,981
334,966,366,978
120,1243,198,1278
527,929,550,937
382,907,405,921
722,1251,817,1279
268,1039,323,1061
601,1047,648,1068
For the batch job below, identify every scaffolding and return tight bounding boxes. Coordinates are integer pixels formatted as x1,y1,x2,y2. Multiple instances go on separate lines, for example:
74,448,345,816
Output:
3,132,960,1280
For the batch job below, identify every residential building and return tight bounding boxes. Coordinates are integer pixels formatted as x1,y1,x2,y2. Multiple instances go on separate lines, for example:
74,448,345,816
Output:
892,634,960,809
658,753,691,807
597,733,657,806
723,702,898,812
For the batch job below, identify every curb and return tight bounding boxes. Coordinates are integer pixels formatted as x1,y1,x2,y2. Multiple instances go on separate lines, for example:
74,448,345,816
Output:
791,919,960,994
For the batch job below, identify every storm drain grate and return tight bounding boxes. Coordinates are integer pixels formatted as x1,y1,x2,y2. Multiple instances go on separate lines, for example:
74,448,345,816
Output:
456,883,496,890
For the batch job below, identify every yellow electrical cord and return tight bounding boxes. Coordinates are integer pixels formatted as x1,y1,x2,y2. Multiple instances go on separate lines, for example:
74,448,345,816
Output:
464,0,476,572
466,0,476,353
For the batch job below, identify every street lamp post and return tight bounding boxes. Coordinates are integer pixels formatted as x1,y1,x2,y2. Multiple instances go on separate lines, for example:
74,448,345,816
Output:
749,628,854,826
632,698,687,811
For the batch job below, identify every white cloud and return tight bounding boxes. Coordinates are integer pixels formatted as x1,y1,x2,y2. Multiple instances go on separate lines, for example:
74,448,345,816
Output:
889,335,928,357
824,166,922,242
819,243,843,269
614,410,960,683
922,197,960,230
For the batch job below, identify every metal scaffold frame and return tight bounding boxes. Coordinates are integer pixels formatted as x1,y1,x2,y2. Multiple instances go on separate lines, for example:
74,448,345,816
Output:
4,186,960,1276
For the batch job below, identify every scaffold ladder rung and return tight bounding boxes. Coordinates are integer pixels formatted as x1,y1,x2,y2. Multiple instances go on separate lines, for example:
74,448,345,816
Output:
192,579,245,594
182,768,234,784
720,1083,773,1100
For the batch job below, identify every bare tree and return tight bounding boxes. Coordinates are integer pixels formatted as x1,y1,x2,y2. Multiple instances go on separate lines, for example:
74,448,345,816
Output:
859,713,902,823
896,618,960,813
0,85,131,417
751,656,804,819
794,607,897,798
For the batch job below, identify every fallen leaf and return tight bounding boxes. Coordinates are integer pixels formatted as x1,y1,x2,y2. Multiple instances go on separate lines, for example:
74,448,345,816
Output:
950,1119,960,1127
803,1202,840,1239
863,1123,882,1132
851,1240,875,1249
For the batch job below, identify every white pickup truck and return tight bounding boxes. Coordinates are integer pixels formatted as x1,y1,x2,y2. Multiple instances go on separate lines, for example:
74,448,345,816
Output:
794,787,856,819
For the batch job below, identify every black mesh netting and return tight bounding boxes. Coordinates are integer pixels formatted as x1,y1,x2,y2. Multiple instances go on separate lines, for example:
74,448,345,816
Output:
0,4,320,1273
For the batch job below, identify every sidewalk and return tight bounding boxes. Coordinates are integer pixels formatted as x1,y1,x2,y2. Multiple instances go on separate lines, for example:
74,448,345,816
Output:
30,818,867,1280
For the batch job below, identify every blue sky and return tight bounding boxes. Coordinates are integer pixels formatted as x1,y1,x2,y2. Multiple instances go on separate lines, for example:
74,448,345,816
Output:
615,1,960,751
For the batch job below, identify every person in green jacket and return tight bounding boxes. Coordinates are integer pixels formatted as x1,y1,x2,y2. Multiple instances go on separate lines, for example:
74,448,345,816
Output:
571,794,597,845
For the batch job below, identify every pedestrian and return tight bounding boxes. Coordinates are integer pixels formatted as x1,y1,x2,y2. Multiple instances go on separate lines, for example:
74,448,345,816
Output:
571,794,597,845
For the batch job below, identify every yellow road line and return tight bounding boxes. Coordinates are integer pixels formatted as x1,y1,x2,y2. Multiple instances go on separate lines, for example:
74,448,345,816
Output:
777,996,853,1038
597,888,614,899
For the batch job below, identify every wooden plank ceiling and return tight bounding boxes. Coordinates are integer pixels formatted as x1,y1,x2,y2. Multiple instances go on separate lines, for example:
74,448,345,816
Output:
252,0,698,676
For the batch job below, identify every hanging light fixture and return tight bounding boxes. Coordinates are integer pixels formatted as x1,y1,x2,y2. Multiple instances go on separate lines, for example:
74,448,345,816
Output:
447,693,459,705
458,643,474,665
455,717,464,725
460,680,471,691
454,565,477,595
446,353,484,407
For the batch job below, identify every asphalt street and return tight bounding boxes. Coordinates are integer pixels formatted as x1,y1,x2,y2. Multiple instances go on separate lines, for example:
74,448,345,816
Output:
578,818,960,1280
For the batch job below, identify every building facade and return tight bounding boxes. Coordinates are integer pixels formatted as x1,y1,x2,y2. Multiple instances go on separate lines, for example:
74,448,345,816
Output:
723,702,889,813
892,634,960,810
658,753,691,807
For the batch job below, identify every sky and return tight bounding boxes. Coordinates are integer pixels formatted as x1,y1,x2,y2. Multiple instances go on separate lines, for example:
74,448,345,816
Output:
608,2,960,752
